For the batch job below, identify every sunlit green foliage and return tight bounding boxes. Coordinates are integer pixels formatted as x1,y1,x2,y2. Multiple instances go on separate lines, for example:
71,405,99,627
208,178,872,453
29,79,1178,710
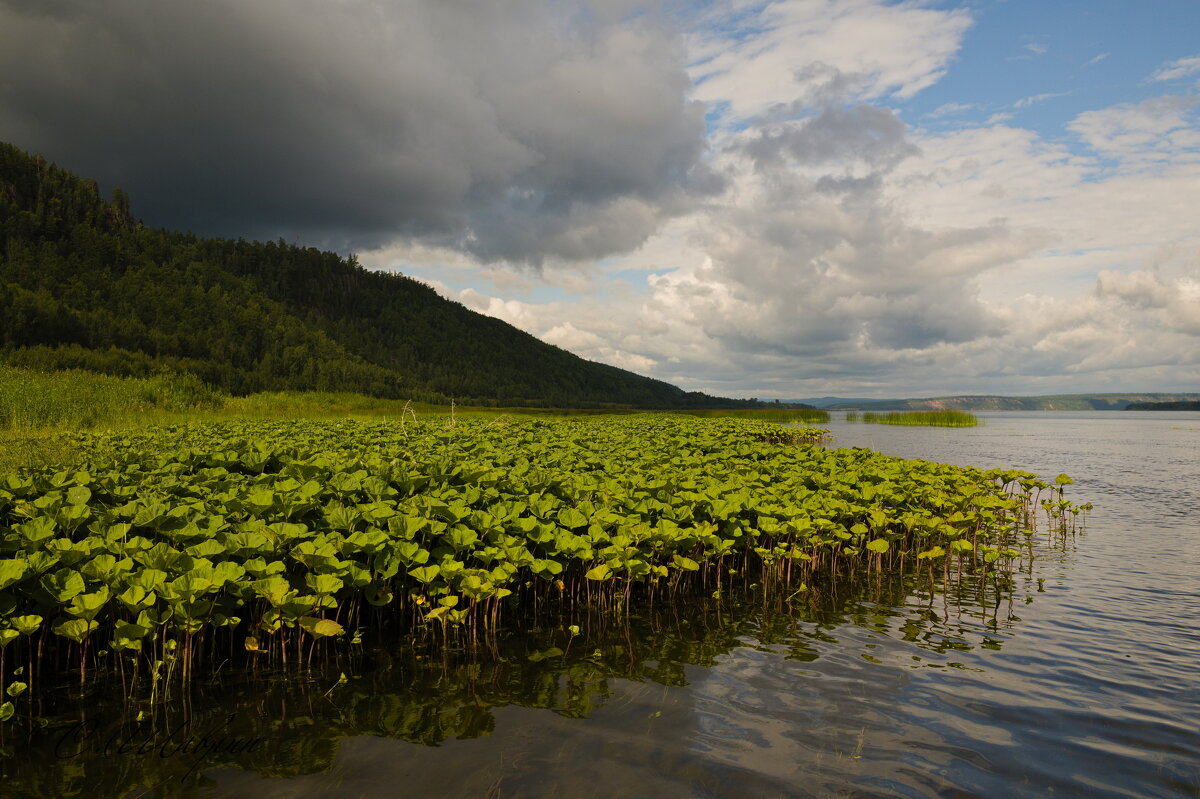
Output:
860,410,979,427
0,415,1076,715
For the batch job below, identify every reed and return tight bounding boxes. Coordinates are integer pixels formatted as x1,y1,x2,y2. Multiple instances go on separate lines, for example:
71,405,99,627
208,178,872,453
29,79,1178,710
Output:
0,366,223,432
860,409,979,427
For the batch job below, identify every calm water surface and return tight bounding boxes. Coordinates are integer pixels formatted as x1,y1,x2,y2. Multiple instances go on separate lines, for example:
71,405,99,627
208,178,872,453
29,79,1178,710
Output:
4,412,1198,797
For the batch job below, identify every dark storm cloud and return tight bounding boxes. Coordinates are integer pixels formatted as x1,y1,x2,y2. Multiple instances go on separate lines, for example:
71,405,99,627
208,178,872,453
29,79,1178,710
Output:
0,0,711,260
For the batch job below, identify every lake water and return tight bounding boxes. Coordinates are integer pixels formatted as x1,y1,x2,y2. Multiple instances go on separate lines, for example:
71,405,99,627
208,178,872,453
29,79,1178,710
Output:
4,411,1198,797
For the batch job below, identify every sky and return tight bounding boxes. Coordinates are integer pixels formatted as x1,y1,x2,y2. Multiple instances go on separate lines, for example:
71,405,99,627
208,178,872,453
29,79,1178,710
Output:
2,0,1198,399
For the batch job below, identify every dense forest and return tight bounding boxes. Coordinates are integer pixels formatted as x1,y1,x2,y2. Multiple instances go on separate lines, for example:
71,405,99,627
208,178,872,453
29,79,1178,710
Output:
816,393,1200,411
0,142,771,409
1125,401,1200,411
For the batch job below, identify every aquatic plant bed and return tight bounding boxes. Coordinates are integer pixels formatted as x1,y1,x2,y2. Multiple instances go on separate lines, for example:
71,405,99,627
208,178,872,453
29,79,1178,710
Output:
0,415,1076,717
856,410,979,427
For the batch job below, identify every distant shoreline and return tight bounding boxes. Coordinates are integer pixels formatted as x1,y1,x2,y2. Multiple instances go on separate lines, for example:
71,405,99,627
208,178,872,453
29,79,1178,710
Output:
793,393,1200,411
1125,401,1200,411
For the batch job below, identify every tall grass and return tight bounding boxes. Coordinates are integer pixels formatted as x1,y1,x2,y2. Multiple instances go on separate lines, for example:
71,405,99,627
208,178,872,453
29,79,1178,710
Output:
0,366,225,468
860,409,979,427
0,366,223,430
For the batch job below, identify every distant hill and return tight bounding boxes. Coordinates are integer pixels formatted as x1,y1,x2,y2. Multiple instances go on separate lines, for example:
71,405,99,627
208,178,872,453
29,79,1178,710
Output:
787,396,899,409
805,393,1200,411
0,141,770,409
1126,401,1200,411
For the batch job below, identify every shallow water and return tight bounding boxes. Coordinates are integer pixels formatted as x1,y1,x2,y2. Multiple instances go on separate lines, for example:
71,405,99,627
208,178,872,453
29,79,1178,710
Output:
3,411,1198,797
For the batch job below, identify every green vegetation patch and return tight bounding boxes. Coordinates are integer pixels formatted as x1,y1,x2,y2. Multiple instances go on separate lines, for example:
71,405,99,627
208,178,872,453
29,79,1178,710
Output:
857,410,979,427
0,415,1079,718
0,367,223,432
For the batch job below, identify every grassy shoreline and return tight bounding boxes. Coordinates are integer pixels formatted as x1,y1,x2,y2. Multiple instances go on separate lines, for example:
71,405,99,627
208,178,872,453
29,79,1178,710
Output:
0,366,828,469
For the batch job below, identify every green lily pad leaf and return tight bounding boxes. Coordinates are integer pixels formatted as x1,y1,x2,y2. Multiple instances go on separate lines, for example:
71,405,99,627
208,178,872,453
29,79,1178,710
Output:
41,568,86,603
67,586,111,619
558,508,588,529
81,555,120,582
212,561,246,586
423,606,451,622
111,620,151,651
17,517,57,544
298,616,344,638
671,555,699,572
866,538,890,554
0,559,29,591
53,617,99,644
306,573,344,596
585,564,612,581
252,576,294,608
167,575,213,602
9,615,42,636
131,568,168,592
409,565,440,584
118,585,153,611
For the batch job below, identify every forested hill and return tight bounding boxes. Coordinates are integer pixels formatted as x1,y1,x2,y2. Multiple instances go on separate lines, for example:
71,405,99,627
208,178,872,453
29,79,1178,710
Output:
810,393,1200,411
0,142,757,408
